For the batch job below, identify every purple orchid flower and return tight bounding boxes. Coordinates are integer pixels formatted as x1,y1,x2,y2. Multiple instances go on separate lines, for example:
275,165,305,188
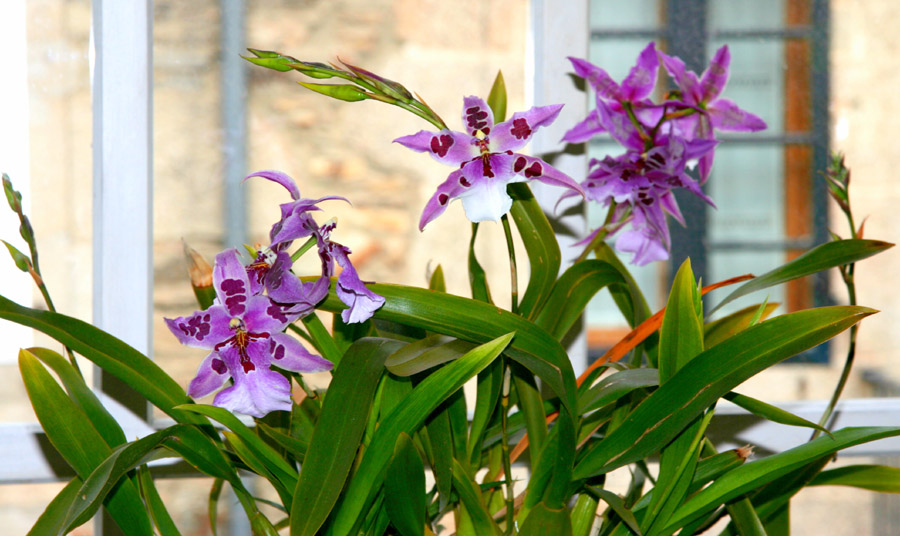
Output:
394,96,584,230
244,170,385,323
659,45,767,182
165,249,332,418
562,42,660,144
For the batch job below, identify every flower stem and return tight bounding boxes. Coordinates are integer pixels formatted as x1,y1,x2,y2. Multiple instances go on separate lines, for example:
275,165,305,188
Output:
501,214,518,315
291,236,318,262
499,362,515,534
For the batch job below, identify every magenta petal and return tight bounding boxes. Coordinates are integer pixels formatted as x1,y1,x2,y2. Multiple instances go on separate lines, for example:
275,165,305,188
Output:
242,295,291,333
214,367,293,418
333,246,385,323
187,351,231,398
393,129,476,166
419,165,473,230
165,305,232,349
461,96,495,136
509,153,585,198
561,109,605,144
492,103,564,153
621,42,659,101
244,170,301,201
615,228,669,266
660,52,701,104
708,98,767,132
213,249,253,317
269,333,333,372
568,57,622,101
699,45,730,103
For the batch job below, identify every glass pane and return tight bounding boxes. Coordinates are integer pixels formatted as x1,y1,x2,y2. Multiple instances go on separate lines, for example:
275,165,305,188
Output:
710,0,785,31
711,39,786,132
590,0,661,30
0,0,92,423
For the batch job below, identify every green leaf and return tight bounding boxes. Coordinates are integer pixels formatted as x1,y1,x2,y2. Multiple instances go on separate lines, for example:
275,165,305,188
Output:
451,459,502,536
2,239,31,272
290,338,404,536
223,430,294,507
257,421,308,461
19,350,154,535
0,296,207,425
593,242,652,328
298,82,369,102
658,259,704,384
385,334,475,377
429,264,446,292
534,260,626,340
573,306,875,478
487,71,507,122
588,486,642,536
577,367,658,415
809,464,900,493
708,239,892,315
315,281,578,416
177,404,298,493
523,409,576,511
723,391,831,436
137,465,182,536
28,347,127,447
519,502,573,536
468,359,503,466
508,183,561,320
384,433,426,536
704,302,780,348
328,334,512,536
570,493,600,536
27,478,83,536
301,313,343,366
208,479,224,536
663,427,900,533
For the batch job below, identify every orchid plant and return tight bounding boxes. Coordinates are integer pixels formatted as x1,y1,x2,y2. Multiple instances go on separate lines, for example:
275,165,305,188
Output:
2,43,898,536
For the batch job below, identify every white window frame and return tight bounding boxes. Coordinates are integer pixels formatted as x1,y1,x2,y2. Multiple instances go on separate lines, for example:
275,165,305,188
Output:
0,0,899,531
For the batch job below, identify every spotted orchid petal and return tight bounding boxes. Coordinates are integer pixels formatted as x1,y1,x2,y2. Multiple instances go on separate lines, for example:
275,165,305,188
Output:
568,57,622,101
461,96,494,136
244,170,301,200
491,103,564,153
269,333,333,372
165,306,233,349
214,347,294,418
699,45,730,103
509,153,585,195
333,244,386,324
393,130,477,166
213,249,253,317
418,166,473,230
660,52,702,105
187,351,231,399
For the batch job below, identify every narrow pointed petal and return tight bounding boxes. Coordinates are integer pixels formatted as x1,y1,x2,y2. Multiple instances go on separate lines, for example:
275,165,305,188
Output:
621,42,659,100
187,351,231,398
213,249,253,317
616,228,669,266
659,190,685,225
418,164,475,230
660,52,701,104
270,211,319,249
269,332,333,372
492,103,564,152
568,57,621,100
333,245,385,323
510,153,585,197
393,129,477,166
596,100,643,149
461,96,495,136
699,45,730,103
708,98,767,132
165,305,232,349
561,109,605,144
244,170,301,200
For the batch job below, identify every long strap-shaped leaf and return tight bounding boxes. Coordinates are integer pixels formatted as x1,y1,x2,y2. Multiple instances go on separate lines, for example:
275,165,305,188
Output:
708,238,892,316
573,306,874,478
534,260,626,340
326,334,513,536
661,426,900,534
508,182,561,320
0,295,207,425
316,282,578,416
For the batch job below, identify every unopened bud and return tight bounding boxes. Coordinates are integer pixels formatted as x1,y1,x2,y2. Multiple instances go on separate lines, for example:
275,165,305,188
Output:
182,239,215,309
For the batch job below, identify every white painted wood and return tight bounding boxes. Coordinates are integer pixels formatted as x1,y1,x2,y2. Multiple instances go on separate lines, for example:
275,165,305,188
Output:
0,0,34,364
91,1,154,380
529,0,591,374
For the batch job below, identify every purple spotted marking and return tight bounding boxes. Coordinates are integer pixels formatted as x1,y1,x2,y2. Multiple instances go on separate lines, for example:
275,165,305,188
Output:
270,339,286,361
211,358,227,374
524,162,543,178
179,313,211,341
459,176,471,187
241,360,255,373
510,118,532,139
513,157,527,173
438,193,449,205
465,106,489,134
430,135,454,157
482,158,495,178
221,278,247,314
267,303,289,324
